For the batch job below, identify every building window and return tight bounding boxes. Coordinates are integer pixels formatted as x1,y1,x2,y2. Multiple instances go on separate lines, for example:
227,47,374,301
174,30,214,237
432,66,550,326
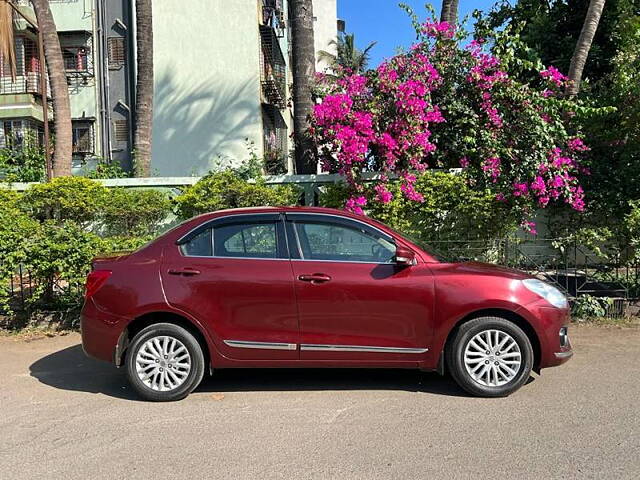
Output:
262,104,287,174
1,120,44,148
63,46,89,72
107,37,125,69
2,120,23,147
113,119,129,143
59,32,93,77
72,120,94,154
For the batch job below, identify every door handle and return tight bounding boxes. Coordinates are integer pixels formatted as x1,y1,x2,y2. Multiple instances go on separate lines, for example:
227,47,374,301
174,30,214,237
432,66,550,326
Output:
168,268,201,276
298,273,331,284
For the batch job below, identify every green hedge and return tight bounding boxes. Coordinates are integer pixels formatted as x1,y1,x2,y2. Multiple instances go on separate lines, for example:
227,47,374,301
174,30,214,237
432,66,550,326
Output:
0,172,301,317
320,171,519,243
173,170,299,219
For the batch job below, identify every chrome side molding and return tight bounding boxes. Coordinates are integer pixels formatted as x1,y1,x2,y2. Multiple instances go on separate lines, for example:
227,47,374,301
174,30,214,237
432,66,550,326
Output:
223,340,297,351
223,340,429,354
300,344,428,354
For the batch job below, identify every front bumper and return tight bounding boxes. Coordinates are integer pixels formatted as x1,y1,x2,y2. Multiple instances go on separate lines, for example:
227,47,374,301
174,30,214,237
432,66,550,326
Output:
518,301,573,369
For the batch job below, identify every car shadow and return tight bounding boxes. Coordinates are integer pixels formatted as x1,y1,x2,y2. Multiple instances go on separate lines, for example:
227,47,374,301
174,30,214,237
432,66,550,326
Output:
29,343,498,400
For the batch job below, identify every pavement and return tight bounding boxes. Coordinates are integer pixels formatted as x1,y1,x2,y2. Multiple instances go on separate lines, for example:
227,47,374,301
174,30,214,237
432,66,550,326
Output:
0,324,639,479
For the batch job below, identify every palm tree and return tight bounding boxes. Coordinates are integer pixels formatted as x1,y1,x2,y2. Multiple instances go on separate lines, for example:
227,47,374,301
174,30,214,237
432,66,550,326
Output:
566,0,606,97
31,0,72,177
0,2,17,80
318,33,376,74
440,0,459,24
290,0,316,174
133,0,153,177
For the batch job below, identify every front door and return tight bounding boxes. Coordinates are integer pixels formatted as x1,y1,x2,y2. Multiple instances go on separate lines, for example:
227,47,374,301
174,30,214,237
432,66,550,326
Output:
161,213,298,361
285,213,435,362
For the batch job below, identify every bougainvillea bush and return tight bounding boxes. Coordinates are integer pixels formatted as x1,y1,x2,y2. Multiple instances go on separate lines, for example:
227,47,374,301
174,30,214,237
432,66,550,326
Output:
309,12,589,233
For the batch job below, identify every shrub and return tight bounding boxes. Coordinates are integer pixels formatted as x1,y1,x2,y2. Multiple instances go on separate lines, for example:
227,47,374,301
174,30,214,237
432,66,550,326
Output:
174,170,299,219
0,191,39,313
85,162,131,179
21,176,107,225
0,133,46,182
23,221,104,308
102,188,172,236
309,13,589,233
571,295,613,320
320,171,518,242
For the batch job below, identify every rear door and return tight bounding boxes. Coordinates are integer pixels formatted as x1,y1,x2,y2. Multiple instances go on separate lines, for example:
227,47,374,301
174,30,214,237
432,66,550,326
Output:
161,213,298,360
286,213,435,362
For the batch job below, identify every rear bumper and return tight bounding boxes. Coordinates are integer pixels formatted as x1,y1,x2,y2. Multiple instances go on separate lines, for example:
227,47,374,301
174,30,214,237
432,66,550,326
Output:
80,298,127,364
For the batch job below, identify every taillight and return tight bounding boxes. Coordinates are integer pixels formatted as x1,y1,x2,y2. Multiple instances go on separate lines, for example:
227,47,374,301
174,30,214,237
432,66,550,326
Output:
85,270,112,299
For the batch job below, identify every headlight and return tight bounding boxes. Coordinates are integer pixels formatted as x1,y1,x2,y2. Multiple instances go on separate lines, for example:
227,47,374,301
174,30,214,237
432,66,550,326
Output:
522,279,568,309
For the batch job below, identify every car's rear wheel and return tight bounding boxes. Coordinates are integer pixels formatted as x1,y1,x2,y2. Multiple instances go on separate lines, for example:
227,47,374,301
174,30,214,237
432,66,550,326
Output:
446,316,534,397
125,323,205,402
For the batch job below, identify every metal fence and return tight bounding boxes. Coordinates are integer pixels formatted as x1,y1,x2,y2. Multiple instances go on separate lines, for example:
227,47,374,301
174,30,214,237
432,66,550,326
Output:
427,237,638,301
3,236,638,316
1,266,84,315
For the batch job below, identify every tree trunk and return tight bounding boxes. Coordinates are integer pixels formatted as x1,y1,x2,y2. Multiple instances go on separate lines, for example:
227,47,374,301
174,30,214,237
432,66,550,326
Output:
133,0,153,177
290,0,316,174
566,0,606,97
31,0,72,177
440,0,459,24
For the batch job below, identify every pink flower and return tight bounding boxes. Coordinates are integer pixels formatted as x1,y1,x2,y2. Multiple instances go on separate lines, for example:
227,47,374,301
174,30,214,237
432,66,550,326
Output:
459,157,469,168
345,196,367,215
400,182,424,202
513,182,529,197
482,157,501,182
374,184,393,203
522,221,537,235
530,176,547,194
540,66,568,87
422,20,455,39
567,137,589,152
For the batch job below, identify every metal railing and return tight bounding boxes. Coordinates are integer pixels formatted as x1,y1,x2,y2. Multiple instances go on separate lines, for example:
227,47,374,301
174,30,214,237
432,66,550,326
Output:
427,237,636,299
3,236,639,315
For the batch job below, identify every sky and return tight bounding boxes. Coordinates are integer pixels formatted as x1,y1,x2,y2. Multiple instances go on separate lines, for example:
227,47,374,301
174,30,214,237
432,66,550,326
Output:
337,0,497,67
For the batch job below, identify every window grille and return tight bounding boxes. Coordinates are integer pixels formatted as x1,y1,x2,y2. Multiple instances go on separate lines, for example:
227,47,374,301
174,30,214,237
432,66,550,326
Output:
107,37,125,69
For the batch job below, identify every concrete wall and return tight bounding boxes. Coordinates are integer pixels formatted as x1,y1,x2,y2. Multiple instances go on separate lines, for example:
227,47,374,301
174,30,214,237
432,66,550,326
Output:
151,0,263,177
313,0,337,72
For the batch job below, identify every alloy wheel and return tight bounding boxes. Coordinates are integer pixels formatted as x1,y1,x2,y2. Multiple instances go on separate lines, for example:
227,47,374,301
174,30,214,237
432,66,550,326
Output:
463,329,522,387
135,335,192,392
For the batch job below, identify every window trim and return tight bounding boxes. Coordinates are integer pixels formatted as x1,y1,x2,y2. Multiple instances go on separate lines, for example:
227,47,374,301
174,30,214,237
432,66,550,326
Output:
177,213,289,260
285,213,397,265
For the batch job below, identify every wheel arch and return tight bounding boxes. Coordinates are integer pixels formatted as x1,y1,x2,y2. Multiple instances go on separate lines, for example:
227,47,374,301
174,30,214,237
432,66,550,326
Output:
116,311,212,372
441,308,541,372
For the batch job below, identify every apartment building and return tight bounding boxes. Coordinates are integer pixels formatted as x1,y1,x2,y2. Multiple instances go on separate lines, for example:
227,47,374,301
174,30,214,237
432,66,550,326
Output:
0,0,99,167
150,0,338,176
0,0,338,177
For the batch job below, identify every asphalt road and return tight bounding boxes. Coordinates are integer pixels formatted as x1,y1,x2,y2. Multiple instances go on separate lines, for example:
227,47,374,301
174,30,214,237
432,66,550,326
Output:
1,325,639,480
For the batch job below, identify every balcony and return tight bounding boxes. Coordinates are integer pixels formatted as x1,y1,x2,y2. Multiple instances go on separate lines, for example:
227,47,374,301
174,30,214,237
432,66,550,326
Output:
60,31,94,83
260,0,285,37
260,25,286,109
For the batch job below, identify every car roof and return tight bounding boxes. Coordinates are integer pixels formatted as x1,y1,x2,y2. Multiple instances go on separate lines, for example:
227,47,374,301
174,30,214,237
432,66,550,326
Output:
206,205,358,218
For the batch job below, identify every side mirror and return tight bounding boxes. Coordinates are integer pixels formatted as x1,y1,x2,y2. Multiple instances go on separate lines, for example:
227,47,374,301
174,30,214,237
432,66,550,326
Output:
395,247,416,266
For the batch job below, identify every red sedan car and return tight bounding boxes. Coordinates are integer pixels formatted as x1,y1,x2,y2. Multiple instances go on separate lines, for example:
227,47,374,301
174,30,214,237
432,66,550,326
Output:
81,206,572,401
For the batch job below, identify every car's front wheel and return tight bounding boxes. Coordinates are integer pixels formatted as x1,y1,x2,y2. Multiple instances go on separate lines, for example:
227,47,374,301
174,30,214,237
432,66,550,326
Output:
125,323,205,401
446,316,534,397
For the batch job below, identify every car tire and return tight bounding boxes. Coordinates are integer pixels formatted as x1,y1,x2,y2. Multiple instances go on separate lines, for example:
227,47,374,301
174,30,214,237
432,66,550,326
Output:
446,316,534,397
125,323,205,402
